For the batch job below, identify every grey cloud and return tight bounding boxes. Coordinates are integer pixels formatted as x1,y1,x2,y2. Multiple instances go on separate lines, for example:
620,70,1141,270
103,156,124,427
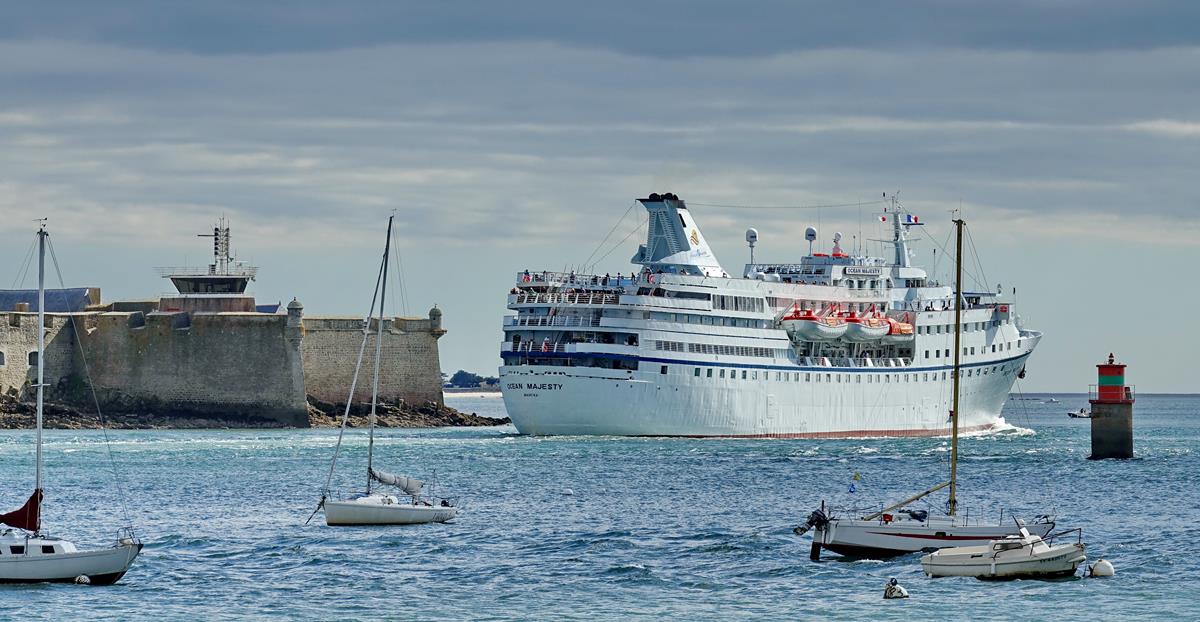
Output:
4,1,1200,57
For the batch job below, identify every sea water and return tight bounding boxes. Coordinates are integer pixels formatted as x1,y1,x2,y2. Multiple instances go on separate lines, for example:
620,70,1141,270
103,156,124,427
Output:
0,394,1196,621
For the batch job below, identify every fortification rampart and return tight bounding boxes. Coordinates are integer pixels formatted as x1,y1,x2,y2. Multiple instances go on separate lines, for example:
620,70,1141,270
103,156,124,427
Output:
0,303,446,426
0,314,79,399
74,311,308,426
301,311,446,407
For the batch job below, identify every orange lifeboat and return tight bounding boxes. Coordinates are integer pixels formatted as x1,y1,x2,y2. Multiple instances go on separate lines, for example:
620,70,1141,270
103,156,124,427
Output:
843,311,890,342
780,305,847,341
882,316,915,343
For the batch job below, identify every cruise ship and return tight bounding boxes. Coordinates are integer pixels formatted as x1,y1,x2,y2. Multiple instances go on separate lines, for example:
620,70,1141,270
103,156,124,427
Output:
499,193,1040,437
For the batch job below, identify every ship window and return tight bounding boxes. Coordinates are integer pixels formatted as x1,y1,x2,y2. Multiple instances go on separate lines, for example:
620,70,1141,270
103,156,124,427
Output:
660,365,668,375
41,545,55,554
867,375,872,383
856,375,861,383
694,367,701,377
805,373,811,382
924,350,929,359
884,375,889,383
10,546,25,554
706,369,713,378
720,369,726,378
751,371,758,380
742,370,748,380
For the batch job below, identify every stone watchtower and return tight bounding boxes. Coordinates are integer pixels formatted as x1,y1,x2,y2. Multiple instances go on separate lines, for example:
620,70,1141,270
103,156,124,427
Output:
1088,353,1135,460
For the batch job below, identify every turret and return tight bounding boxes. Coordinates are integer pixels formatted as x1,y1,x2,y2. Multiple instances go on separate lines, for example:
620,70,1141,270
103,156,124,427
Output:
631,193,725,277
429,305,445,338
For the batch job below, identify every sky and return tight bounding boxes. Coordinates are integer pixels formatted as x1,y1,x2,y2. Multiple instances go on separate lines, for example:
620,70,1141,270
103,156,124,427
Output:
1,1,1197,392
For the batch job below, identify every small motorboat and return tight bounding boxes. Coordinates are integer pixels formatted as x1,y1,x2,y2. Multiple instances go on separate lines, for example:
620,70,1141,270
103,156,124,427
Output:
920,526,1086,579
1067,408,1092,419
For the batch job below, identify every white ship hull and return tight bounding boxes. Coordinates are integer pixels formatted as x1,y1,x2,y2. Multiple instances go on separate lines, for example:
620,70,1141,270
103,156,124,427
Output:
501,350,1032,437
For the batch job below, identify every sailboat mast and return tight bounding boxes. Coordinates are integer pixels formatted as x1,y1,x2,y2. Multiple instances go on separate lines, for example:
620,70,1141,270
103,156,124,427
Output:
34,225,46,518
949,218,964,517
366,216,393,493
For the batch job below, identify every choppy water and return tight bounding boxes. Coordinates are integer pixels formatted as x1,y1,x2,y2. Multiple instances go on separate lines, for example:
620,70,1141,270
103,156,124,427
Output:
0,393,1196,621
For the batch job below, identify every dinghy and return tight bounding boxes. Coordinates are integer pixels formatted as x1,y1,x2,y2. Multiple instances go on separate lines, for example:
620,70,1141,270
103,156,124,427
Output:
309,216,458,527
921,526,1086,579
0,223,142,584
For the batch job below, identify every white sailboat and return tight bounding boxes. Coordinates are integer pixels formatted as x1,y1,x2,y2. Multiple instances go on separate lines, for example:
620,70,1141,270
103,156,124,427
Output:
310,216,458,527
0,223,142,585
796,217,1053,559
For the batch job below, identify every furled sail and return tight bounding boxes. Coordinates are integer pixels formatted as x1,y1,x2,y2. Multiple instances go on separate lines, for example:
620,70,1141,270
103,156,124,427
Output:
0,489,42,532
370,468,423,496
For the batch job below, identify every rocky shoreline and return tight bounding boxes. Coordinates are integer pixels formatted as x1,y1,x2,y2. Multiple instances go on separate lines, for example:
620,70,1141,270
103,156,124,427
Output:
0,393,510,430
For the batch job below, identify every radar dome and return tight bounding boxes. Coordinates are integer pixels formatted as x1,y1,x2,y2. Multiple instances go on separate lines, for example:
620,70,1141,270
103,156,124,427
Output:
805,227,818,242
745,228,758,244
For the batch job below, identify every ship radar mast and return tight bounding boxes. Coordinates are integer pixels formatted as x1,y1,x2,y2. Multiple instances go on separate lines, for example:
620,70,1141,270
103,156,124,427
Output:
882,192,922,267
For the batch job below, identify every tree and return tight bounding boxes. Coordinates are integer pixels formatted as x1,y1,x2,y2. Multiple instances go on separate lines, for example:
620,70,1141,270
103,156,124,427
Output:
448,370,484,388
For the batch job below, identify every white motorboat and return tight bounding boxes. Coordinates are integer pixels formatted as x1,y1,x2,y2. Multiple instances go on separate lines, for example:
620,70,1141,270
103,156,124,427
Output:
797,217,1054,559
0,223,142,584
309,216,458,527
921,526,1086,579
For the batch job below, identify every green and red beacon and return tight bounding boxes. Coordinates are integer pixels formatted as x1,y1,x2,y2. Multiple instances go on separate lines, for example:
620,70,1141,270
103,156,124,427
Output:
1088,353,1135,460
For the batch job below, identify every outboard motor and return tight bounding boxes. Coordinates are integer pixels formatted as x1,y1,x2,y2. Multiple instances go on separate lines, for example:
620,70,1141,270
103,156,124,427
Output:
793,508,829,537
794,508,830,561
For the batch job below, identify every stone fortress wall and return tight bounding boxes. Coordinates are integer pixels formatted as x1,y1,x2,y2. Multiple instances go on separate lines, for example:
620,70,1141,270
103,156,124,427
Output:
301,308,446,407
0,302,446,426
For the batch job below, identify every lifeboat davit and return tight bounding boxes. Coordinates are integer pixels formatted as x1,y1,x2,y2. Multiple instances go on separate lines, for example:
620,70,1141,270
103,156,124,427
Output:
843,312,890,342
881,316,915,343
780,307,847,342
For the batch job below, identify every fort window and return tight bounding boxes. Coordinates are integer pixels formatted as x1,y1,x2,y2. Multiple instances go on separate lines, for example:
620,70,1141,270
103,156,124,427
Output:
27,351,37,366
0,351,5,366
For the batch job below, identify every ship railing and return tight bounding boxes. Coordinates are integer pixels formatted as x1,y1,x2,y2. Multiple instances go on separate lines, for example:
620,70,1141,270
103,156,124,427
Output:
516,271,631,288
510,292,622,306
503,315,602,328
504,341,572,354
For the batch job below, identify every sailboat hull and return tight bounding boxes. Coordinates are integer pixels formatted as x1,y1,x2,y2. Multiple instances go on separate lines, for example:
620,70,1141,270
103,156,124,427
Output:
0,541,142,585
324,495,457,526
814,517,1055,558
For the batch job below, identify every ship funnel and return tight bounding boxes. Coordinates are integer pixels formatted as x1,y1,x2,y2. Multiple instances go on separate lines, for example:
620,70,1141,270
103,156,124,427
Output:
631,193,725,277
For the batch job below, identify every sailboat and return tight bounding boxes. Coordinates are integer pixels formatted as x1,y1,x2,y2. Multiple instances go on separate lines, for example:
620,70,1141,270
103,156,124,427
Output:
0,223,142,584
310,216,458,526
795,217,1053,559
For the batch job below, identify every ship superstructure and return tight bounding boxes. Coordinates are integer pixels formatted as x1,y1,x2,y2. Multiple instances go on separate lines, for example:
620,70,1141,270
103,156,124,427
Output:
499,193,1040,437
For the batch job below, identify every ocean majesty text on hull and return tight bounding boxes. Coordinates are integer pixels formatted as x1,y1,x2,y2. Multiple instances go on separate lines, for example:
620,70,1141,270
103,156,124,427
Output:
499,193,1039,437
